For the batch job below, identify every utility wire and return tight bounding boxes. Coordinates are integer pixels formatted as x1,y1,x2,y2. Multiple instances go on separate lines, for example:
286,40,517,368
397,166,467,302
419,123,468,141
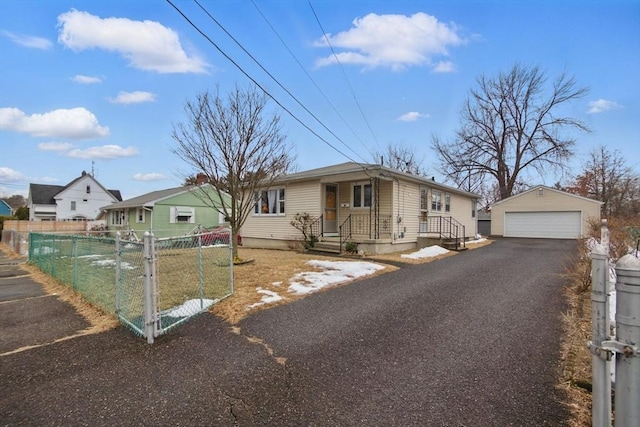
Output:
190,0,369,164
250,0,374,161
308,0,382,156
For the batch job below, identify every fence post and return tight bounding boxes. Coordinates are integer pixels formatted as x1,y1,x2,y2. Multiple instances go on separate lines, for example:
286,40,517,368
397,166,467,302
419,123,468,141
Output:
610,255,640,427
115,231,121,315
143,231,157,344
588,243,612,427
197,233,204,309
72,235,78,290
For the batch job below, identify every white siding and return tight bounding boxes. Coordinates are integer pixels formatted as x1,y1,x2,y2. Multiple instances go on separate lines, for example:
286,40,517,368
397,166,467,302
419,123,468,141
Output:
242,181,321,241
55,175,118,220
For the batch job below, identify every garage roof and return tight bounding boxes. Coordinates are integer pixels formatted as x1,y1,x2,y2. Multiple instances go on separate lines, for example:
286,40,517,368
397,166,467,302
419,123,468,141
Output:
491,185,603,207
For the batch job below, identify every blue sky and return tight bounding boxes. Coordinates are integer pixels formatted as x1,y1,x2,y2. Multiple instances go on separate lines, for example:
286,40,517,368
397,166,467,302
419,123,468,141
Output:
1,0,638,200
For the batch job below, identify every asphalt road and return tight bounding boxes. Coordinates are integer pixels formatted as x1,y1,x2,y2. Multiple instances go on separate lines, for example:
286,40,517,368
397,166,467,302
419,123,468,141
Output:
0,238,575,426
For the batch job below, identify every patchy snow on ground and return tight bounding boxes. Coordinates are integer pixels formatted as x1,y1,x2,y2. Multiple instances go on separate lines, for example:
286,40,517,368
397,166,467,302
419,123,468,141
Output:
401,245,449,259
288,260,386,295
161,298,217,318
247,288,284,309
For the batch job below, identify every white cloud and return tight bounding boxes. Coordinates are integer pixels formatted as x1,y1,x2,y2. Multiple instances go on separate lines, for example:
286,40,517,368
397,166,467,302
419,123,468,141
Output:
133,173,165,181
72,74,103,84
314,12,466,71
432,60,456,73
0,107,109,139
66,145,138,160
587,99,623,114
397,111,430,122
1,30,52,50
38,142,74,152
0,167,25,182
57,9,209,74
109,91,157,104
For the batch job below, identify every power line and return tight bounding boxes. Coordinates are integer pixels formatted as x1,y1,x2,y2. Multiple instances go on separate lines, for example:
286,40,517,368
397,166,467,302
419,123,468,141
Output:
191,0,369,164
308,0,382,155
166,0,362,165
250,0,375,161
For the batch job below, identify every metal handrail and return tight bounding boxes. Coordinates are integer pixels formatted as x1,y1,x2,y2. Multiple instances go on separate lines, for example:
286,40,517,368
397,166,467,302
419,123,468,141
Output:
339,215,352,253
309,214,323,241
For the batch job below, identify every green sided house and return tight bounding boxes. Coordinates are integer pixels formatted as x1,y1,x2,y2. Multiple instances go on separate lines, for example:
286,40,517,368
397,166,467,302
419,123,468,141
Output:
100,184,231,239
241,162,480,255
490,185,602,239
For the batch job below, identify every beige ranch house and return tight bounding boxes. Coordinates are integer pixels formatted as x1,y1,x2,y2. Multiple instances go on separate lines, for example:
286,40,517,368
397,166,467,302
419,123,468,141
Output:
490,185,602,239
241,162,480,255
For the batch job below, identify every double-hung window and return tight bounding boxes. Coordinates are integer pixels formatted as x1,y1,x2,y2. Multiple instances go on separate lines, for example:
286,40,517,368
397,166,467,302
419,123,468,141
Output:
70,201,76,211
445,193,451,213
111,209,125,226
136,208,146,223
254,188,285,215
419,186,429,232
431,190,442,212
353,183,372,208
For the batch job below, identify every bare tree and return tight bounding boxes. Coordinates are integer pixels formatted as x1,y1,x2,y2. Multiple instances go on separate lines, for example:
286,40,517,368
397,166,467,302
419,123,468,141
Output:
567,145,640,218
373,143,427,176
172,85,295,260
432,64,589,200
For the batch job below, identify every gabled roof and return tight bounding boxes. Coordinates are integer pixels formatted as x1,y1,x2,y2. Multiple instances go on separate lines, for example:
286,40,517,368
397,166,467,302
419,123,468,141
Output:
0,199,13,214
29,172,121,205
491,185,604,206
102,186,190,210
101,184,227,210
274,162,480,199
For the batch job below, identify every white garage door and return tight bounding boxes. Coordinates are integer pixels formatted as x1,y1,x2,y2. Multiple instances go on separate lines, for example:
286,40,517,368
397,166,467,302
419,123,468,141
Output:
504,211,581,239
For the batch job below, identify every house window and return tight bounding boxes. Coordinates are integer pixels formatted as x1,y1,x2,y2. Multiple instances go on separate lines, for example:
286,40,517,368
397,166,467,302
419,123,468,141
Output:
445,193,451,213
111,210,125,226
86,185,91,194
537,187,544,196
472,200,477,218
431,190,442,212
171,206,195,223
70,201,76,211
254,188,285,215
136,208,145,223
353,183,372,208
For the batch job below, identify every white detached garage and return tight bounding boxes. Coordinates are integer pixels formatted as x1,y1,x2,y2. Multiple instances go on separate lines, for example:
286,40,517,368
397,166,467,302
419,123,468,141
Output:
490,186,602,239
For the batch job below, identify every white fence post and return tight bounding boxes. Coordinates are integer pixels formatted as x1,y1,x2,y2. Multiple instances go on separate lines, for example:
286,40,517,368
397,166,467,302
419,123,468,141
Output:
588,243,612,427
609,255,640,427
143,231,157,344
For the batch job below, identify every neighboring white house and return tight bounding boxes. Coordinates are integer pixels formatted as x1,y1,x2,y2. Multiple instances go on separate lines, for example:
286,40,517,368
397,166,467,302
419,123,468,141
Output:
28,171,122,221
490,185,602,239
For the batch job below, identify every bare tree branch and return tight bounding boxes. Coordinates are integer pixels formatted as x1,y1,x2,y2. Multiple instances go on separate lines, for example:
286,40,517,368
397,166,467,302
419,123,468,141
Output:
172,84,296,260
432,64,589,200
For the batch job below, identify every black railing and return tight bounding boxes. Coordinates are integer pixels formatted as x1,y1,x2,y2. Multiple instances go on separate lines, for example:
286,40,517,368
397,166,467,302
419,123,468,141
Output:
309,215,323,241
422,216,466,250
339,215,352,253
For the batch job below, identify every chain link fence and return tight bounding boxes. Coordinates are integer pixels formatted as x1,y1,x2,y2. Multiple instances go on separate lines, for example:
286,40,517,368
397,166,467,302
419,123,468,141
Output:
29,231,233,342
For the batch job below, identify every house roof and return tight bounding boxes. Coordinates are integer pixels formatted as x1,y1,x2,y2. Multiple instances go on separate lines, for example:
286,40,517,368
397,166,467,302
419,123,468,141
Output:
29,172,122,205
0,199,13,214
491,185,604,207
275,162,480,199
101,184,228,210
102,186,190,210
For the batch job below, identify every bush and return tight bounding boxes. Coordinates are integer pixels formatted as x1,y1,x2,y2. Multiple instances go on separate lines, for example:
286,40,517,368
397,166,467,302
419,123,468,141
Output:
345,240,358,254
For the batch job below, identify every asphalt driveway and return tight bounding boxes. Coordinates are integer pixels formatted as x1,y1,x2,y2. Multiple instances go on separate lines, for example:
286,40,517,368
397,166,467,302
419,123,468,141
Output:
0,238,576,426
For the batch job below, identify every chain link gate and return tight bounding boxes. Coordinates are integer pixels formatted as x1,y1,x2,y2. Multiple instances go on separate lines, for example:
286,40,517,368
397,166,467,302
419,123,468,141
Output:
115,231,234,343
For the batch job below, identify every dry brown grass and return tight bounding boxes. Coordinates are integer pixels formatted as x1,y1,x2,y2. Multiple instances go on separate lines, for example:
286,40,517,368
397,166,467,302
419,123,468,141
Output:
211,248,398,323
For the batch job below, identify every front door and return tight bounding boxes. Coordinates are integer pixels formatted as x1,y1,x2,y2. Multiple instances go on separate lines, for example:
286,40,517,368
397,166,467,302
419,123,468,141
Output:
324,184,338,235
